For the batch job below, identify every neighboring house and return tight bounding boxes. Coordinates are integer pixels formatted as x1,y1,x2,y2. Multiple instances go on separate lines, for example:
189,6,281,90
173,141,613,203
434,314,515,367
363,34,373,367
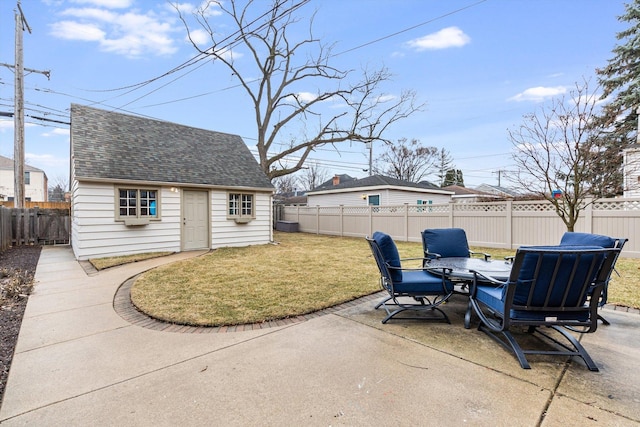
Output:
0,155,48,202
70,104,274,261
474,183,519,199
623,144,640,198
442,185,501,203
306,174,454,206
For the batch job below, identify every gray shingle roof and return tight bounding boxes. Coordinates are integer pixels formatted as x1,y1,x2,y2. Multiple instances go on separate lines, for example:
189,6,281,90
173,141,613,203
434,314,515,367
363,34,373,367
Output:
0,155,47,174
309,174,443,193
71,104,273,190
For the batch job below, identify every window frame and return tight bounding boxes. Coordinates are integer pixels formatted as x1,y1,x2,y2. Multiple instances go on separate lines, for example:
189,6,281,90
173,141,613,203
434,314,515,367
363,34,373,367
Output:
114,186,161,225
227,191,255,222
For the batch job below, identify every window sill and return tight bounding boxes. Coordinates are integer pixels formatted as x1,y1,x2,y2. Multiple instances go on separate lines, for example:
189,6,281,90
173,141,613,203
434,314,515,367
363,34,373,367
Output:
123,218,150,226
234,217,252,224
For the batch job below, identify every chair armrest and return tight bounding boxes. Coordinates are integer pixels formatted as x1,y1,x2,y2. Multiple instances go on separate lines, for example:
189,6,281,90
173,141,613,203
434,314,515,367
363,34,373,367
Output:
504,255,515,263
469,269,506,286
470,250,491,261
424,251,442,259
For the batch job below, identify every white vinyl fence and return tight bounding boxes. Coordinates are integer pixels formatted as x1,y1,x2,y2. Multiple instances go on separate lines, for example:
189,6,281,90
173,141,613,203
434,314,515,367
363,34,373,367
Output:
282,197,640,258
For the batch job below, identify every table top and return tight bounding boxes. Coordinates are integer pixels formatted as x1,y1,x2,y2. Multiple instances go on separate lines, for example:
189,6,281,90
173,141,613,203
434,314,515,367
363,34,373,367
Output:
426,257,513,282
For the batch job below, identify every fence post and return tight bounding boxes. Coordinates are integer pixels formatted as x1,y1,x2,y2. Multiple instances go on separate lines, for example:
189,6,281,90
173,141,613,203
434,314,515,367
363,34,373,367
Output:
584,198,593,233
316,205,320,235
368,205,373,237
449,201,455,227
404,203,409,241
506,200,513,249
339,205,344,237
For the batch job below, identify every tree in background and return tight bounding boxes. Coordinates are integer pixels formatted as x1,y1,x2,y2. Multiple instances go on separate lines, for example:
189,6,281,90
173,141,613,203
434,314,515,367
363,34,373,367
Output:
507,80,616,231
443,169,464,187
47,175,69,202
373,138,438,182
299,163,329,191
177,0,421,181
272,174,299,194
435,148,454,186
594,0,640,195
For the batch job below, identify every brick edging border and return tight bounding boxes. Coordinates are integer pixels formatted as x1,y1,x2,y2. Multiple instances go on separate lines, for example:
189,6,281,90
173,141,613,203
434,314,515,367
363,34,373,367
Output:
113,277,384,333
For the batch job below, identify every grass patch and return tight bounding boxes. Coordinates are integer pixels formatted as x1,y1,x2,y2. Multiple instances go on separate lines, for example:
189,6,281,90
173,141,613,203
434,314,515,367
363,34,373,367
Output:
130,232,640,327
90,252,174,270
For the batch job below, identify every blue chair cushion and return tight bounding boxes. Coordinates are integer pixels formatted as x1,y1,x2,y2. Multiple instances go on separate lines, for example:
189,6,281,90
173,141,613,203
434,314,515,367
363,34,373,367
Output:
560,232,616,248
372,231,402,283
423,228,470,258
475,285,590,322
511,245,605,307
393,270,454,295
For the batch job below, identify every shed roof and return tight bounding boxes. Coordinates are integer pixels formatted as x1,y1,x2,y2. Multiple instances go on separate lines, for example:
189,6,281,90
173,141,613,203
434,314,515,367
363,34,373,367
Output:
71,104,273,190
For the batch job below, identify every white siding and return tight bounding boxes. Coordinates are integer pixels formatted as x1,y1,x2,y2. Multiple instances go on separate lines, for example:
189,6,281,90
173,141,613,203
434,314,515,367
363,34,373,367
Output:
210,191,273,248
307,189,451,207
71,182,181,260
624,147,640,198
71,181,273,260
0,169,47,201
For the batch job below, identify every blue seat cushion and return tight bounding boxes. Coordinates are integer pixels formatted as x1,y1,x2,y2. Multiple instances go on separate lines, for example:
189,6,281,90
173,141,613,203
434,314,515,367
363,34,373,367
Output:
475,285,589,322
423,228,470,258
560,232,616,248
393,270,454,295
372,231,402,283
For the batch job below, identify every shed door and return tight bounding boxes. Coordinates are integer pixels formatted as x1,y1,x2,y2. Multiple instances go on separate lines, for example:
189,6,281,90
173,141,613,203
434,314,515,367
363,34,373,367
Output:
182,190,209,251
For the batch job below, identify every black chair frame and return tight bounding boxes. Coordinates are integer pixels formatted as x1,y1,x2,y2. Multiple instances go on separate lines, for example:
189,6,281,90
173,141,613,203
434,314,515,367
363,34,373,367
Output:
366,236,454,324
467,246,620,371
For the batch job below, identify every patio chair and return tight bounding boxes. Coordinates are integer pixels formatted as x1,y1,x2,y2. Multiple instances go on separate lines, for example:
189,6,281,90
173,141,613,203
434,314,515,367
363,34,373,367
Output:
421,228,490,261
559,232,628,325
467,245,620,371
366,231,455,324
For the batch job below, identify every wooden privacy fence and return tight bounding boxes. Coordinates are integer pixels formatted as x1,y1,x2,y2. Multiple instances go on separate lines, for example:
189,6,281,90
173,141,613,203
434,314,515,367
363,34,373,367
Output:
0,207,70,251
282,197,640,258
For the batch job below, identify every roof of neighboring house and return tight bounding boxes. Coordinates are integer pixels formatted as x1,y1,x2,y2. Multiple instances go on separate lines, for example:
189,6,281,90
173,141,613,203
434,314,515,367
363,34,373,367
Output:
312,174,357,191
0,155,47,175
442,185,498,197
71,104,273,190
307,174,452,195
474,183,519,197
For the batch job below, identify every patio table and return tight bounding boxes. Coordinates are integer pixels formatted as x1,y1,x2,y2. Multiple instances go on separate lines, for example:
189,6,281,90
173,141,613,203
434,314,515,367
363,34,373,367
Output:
425,257,513,329
425,257,513,283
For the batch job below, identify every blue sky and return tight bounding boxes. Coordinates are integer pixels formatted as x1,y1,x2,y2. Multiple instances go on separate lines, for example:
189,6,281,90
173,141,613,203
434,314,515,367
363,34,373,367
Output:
0,0,628,189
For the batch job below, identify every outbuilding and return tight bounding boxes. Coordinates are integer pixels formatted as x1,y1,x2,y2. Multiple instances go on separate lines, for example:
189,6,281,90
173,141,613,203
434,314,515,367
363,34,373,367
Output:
70,104,274,260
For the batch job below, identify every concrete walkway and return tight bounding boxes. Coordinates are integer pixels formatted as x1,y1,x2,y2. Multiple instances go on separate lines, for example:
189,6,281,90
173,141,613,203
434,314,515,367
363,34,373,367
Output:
1,245,639,426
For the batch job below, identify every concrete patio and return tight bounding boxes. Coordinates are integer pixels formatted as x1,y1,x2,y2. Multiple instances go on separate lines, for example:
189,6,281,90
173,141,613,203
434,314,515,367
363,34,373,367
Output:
0,245,638,426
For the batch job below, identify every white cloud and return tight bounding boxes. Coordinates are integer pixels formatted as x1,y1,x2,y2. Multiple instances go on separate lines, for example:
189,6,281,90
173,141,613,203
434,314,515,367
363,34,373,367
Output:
509,86,567,102
70,0,133,8
285,92,317,103
50,21,106,41
0,120,14,131
41,128,70,137
189,28,210,46
406,26,470,51
50,5,180,57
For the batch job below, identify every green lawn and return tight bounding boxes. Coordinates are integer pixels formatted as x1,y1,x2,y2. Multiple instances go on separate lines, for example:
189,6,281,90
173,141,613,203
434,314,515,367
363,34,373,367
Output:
126,232,639,327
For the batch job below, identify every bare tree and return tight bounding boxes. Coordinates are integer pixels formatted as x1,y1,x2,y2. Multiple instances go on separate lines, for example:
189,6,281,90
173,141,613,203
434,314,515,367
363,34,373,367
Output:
272,174,299,194
299,162,328,191
435,148,454,186
176,0,422,180
373,138,438,182
507,79,618,231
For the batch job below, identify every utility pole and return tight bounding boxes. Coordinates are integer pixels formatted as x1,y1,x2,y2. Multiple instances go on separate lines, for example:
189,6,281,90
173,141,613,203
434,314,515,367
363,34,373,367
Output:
493,169,506,187
12,1,49,208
